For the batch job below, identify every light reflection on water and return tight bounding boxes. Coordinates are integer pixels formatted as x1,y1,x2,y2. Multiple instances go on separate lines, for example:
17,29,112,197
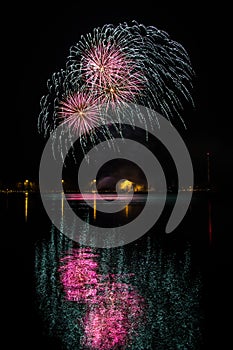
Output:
24,192,28,222
59,247,145,349
34,194,204,349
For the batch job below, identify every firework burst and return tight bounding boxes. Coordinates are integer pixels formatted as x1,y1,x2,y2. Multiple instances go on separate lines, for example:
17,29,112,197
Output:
58,92,101,137
67,21,194,120
38,21,194,156
80,42,144,107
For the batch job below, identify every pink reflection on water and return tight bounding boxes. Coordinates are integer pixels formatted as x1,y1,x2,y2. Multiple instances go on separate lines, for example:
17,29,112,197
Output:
59,248,99,303
59,248,145,349
82,282,144,350
65,193,133,201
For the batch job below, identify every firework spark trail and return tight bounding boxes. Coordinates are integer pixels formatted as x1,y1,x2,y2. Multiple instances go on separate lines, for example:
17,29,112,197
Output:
59,248,145,349
38,21,194,156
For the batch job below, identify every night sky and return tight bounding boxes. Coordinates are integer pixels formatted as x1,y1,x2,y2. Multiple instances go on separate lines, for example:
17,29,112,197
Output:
1,4,231,193
1,5,232,349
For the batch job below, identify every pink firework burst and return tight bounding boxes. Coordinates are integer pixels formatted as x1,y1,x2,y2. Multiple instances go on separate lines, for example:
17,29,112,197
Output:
58,92,101,137
81,43,144,107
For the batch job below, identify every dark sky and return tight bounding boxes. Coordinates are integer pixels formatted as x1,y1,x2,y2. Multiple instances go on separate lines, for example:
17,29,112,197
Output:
1,4,230,192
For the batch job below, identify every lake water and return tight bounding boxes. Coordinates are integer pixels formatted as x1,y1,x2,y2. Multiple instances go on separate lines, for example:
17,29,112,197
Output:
1,191,231,349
